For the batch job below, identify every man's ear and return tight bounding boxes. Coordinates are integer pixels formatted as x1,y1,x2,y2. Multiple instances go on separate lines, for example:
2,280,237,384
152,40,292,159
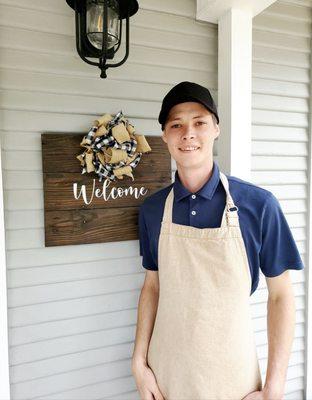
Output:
214,124,220,140
162,131,167,143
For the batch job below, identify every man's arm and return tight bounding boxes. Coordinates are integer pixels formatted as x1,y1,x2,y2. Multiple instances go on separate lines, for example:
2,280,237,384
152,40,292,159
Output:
263,270,296,399
132,270,159,366
131,270,165,400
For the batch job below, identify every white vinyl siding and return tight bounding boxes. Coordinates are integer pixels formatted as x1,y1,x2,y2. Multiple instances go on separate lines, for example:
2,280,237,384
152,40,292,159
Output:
251,1,311,398
0,0,217,398
0,0,310,398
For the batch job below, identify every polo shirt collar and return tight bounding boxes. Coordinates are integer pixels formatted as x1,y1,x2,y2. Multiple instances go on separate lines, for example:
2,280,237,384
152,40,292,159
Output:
173,161,220,202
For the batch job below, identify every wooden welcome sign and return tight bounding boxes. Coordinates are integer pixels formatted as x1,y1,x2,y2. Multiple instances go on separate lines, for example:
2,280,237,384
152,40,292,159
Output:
41,133,171,247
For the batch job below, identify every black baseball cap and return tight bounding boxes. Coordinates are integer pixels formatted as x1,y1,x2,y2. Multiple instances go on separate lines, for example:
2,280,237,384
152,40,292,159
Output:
158,81,219,130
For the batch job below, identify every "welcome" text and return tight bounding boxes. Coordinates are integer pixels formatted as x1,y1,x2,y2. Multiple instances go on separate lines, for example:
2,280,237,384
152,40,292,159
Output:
73,178,149,205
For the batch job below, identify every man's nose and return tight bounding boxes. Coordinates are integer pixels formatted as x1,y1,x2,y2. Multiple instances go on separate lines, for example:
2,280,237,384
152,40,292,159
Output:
181,125,195,139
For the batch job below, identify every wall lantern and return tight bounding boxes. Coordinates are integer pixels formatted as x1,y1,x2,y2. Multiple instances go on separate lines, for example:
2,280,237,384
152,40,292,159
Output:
66,0,139,78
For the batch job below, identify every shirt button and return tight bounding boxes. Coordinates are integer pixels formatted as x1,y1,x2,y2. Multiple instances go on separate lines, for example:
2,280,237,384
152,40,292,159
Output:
191,194,196,199
191,210,196,216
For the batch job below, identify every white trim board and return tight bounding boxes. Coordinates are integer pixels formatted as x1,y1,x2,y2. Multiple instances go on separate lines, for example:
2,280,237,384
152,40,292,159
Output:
0,133,10,399
304,29,312,400
196,0,277,23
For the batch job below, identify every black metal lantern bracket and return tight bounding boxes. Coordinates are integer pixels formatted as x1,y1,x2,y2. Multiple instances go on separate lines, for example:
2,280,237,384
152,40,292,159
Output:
66,0,139,78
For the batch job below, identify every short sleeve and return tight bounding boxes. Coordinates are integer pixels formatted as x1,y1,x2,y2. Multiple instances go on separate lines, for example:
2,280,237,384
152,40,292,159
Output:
138,204,158,271
259,192,304,277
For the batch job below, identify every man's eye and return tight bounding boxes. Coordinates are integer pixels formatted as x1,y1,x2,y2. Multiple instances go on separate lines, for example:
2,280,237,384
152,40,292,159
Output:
171,124,181,128
196,121,206,125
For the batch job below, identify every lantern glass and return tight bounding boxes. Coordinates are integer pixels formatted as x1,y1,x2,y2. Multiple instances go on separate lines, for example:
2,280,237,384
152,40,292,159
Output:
86,0,120,50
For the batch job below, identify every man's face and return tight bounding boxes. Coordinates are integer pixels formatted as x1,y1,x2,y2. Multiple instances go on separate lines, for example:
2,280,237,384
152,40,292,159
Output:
161,102,220,170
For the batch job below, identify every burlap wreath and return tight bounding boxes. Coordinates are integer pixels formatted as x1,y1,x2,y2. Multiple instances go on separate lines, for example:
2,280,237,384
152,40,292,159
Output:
77,110,152,182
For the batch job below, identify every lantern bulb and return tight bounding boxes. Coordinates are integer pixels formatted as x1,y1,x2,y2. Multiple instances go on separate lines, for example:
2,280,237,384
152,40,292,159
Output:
86,0,120,50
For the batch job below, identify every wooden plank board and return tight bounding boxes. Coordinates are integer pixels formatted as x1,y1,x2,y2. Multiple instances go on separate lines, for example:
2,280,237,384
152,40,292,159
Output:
44,174,169,210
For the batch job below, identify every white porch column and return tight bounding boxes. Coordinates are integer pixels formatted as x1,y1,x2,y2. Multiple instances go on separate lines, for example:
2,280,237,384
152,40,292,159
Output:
217,8,252,179
196,0,276,180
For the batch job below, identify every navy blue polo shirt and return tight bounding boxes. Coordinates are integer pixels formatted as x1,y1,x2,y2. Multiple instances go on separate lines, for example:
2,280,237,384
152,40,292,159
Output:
138,160,304,296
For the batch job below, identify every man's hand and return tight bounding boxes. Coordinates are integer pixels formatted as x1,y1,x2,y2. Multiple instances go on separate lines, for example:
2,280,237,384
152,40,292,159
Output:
241,390,263,400
241,387,283,400
132,359,165,400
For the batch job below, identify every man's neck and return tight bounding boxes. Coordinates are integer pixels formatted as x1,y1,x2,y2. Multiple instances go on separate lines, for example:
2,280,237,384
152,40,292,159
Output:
177,160,214,194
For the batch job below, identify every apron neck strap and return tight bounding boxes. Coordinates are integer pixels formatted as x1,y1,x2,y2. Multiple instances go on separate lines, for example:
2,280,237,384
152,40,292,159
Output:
219,172,239,227
162,170,239,228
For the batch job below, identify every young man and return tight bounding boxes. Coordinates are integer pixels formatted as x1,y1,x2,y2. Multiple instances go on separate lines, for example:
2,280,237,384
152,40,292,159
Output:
131,81,304,400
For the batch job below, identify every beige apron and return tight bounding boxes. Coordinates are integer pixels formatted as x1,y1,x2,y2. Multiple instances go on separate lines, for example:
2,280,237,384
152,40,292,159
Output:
147,171,263,400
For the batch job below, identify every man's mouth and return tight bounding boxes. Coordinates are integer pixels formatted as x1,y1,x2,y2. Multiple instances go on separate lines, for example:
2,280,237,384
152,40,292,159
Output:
178,146,200,152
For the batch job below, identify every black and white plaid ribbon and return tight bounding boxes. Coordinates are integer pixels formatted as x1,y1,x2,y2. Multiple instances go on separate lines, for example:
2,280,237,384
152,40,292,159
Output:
80,110,142,182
